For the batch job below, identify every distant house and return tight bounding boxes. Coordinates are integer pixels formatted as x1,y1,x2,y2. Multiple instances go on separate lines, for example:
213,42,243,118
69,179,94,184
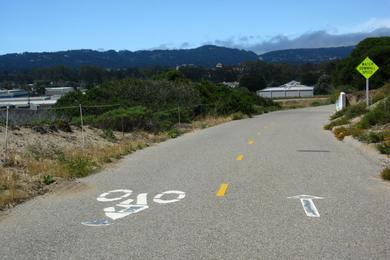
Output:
215,63,223,68
175,64,196,70
0,89,28,99
256,81,314,98
221,81,239,88
45,87,74,97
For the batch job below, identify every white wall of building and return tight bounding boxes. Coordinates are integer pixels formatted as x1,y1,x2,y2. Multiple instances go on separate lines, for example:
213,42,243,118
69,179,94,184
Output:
258,89,314,98
257,81,314,98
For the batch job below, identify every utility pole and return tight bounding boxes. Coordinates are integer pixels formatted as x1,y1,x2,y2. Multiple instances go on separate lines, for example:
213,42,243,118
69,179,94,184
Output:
4,106,9,162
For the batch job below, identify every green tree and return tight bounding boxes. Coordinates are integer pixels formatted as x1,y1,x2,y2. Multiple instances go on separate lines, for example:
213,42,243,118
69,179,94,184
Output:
315,74,332,94
239,74,267,92
332,37,390,90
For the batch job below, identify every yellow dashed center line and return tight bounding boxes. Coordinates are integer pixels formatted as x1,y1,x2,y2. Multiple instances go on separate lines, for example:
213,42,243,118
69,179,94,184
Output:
248,139,254,145
216,183,229,197
236,154,244,161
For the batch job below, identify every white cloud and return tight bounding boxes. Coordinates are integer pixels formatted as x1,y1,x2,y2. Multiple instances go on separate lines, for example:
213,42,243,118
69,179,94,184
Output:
148,43,175,50
352,18,390,32
148,18,390,54
207,21,390,53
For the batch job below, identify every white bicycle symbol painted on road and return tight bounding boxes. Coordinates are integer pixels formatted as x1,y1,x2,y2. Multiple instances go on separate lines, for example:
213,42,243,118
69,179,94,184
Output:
82,189,185,226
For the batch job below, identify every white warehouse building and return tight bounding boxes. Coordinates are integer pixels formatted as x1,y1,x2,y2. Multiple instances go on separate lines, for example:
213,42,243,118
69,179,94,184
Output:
257,81,314,98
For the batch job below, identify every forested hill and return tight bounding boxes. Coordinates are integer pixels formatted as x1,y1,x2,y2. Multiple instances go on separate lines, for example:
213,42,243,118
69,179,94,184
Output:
0,45,361,70
0,45,258,70
259,46,355,64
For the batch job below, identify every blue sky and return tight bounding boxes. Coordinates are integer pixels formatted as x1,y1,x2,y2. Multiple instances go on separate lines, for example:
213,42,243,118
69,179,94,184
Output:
1,0,390,54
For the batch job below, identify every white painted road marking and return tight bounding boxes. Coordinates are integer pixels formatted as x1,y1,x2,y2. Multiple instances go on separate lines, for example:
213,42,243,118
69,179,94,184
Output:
288,194,324,218
97,189,132,202
104,204,149,220
153,190,186,204
104,193,149,220
83,189,186,225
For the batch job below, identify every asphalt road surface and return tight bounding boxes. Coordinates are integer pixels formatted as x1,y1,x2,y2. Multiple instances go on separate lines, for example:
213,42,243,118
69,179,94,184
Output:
1,105,389,259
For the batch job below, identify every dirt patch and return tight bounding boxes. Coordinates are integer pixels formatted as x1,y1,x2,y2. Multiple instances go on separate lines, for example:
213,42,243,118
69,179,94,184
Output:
52,180,93,196
0,211,9,223
2,125,123,156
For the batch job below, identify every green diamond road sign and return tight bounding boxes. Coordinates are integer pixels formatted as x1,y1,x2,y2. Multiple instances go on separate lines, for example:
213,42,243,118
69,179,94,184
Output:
356,57,379,79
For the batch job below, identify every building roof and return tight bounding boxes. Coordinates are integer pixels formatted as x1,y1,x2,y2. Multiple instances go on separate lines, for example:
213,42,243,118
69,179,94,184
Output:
45,87,74,91
258,81,314,92
0,89,27,94
0,96,58,108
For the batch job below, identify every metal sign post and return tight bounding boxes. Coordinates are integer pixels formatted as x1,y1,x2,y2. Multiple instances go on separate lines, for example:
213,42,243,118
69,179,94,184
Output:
366,78,369,106
356,57,379,106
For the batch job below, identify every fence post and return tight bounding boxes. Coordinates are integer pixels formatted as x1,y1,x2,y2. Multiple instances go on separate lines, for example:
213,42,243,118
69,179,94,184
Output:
121,116,124,137
79,104,85,149
178,105,181,126
4,106,9,162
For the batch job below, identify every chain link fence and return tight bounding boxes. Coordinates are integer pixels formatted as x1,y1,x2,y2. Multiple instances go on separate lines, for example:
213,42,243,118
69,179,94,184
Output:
0,102,229,164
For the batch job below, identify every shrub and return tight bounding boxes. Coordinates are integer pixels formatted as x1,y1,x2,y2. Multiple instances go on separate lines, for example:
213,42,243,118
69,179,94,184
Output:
94,106,150,131
167,129,180,138
0,172,10,192
373,92,385,104
330,109,346,120
43,175,55,185
311,101,321,106
330,102,367,121
55,120,72,132
71,115,96,126
348,126,365,138
359,97,390,128
373,83,390,103
358,131,384,143
26,142,65,161
377,142,390,155
152,110,179,131
380,168,390,181
101,128,117,142
264,106,279,113
252,105,264,115
55,79,280,132
66,158,97,177
56,79,201,117
344,102,367,119
324,117,350,130
232,112,245,120
196,82,278,116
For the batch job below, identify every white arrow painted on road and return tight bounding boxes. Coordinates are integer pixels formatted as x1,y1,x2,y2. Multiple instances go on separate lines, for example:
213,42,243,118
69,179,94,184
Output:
288,195,324,217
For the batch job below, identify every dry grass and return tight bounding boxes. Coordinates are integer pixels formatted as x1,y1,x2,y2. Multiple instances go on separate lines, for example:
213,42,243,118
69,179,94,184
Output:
0,138,152,209
192,115,232,129
0,167,35,209
275,97,331,109
333,127,348,140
